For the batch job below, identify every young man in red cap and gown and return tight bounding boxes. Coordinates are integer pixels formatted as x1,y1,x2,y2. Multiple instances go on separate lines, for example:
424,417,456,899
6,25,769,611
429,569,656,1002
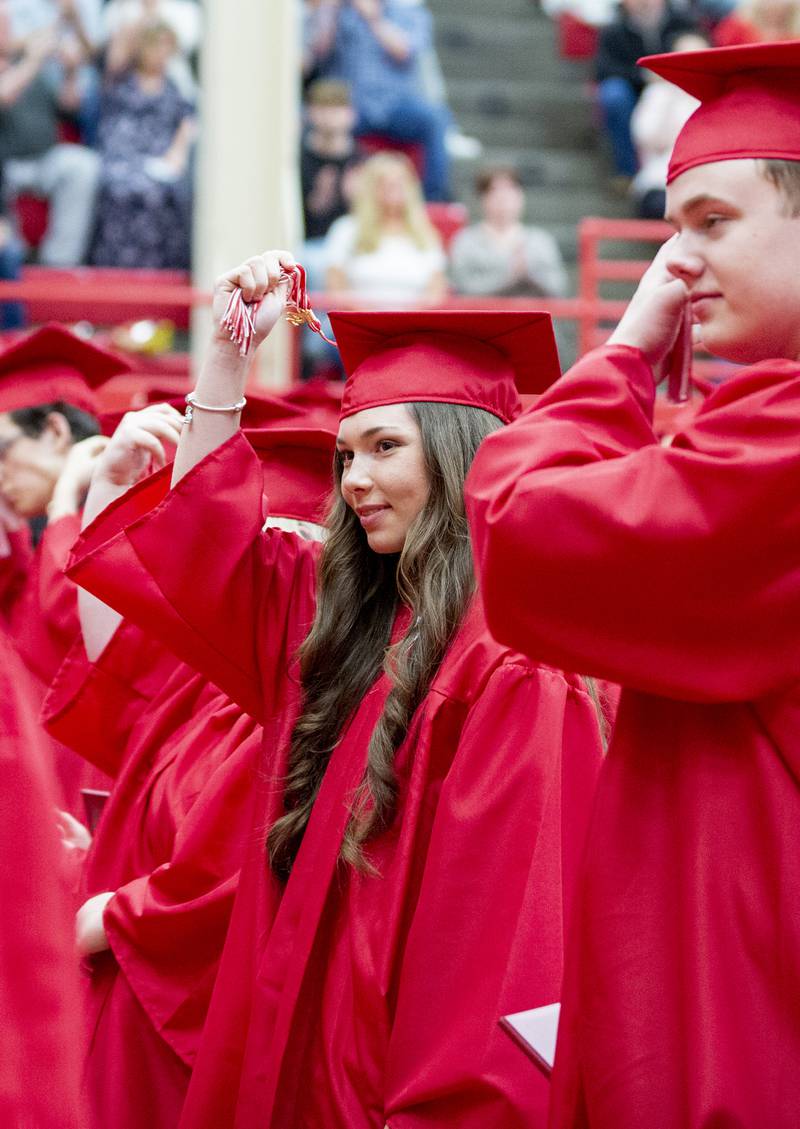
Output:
0,324,132,818
466,39,800,1129
0,626,87,1129
41,410,335,1129
65,260,604,1128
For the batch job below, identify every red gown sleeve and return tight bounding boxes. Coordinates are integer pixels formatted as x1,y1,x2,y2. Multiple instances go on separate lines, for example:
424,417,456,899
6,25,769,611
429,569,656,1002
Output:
67,433,319,722
0,632,86,1129
384,664,603,1128
43,620,181,778
101,719,261,1067
0,524,33,613
466,345,800,702
8,514,83,686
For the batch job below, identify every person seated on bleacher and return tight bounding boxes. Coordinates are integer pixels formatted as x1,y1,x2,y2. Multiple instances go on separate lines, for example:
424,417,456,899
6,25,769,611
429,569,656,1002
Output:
324,150,446,303
101,0,201,101
0,21,100,266
303,0,450,201
629,31,707,219
300,79,363,290
4,0,104,146
595,0,695,184
302,150,445,379
90,18,196,270
449,165,567,298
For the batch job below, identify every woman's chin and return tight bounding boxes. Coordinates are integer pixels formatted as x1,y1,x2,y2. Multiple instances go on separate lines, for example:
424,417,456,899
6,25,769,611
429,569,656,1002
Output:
365,530,404,555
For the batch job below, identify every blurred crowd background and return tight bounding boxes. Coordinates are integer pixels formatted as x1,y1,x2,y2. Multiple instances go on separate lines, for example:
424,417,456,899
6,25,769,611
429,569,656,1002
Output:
1,0,797,366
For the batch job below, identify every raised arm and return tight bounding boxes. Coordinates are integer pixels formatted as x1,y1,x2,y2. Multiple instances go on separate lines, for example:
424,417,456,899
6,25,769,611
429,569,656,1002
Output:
68,253,321,720
172,250,296,485
80,404,183,661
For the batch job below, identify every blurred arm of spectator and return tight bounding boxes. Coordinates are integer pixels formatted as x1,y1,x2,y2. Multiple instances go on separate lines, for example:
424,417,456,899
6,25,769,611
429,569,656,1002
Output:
58,0,98,60
154,113,197,178
304,0,343,73
351,0,415,62
0,27,57,106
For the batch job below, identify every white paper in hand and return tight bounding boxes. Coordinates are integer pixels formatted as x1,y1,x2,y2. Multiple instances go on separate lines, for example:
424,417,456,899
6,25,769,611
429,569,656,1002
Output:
499,1002,561,1078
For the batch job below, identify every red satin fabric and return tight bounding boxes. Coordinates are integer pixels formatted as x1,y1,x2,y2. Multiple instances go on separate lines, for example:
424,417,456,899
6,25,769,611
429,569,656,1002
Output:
0,629,86,1129
465,344,800,1128
1,514,111,817
44,621,264,1129
67,433,603,1129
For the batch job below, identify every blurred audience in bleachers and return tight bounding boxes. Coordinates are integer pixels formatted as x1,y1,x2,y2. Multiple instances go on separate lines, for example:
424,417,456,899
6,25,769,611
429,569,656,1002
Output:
89,18,195,269
303,0,451,200
0,13,100,266
630,31,707,218
4,1,103,144
300,78,363,289
712,0,800,43
449,165,567,298
595,0,696,183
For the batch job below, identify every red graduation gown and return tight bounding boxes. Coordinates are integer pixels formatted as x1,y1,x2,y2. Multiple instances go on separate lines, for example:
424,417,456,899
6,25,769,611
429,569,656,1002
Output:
1,513,111,818
67,433,603,1129
44,620,262,1129
465,344,800,1129
0,629,86,1129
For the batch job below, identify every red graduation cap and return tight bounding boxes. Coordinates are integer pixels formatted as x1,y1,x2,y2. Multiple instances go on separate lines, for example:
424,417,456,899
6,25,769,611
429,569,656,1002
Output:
0,324,132,417
330,310,560,425
639,40,800,184
244,425,335,523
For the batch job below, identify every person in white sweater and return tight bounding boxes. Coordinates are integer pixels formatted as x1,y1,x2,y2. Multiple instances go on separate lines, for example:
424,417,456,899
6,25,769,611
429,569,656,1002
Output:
449,165,567,298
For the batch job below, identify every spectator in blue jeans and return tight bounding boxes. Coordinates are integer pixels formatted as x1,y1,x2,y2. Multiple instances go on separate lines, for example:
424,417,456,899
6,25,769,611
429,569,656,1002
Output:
0,214,25,329
595,0,695,180
304,0,450,200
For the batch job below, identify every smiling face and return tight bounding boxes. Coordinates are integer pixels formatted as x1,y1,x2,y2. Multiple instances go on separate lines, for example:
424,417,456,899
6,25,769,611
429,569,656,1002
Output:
664,159,800,363
336,403,430,554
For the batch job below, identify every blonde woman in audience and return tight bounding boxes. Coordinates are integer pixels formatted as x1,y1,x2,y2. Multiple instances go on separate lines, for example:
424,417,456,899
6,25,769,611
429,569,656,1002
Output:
323,151,446,304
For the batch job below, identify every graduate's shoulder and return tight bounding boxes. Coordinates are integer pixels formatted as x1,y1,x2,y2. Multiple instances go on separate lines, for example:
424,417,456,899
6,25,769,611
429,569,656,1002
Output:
695,357,800,419
432,594,579,707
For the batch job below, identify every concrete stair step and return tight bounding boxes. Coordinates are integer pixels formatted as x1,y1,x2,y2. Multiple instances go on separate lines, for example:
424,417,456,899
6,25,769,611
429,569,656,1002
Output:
432,0,540,17
446,76,594,118
456,108,596,150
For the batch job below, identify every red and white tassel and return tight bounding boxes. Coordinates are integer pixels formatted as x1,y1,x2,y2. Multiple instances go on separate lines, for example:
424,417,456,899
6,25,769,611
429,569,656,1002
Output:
221,263,336,357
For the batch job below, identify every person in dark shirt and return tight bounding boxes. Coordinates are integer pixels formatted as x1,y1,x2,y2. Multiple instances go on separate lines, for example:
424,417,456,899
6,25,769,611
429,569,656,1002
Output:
595,0,695,179
0,24,100,265
301,78,360,247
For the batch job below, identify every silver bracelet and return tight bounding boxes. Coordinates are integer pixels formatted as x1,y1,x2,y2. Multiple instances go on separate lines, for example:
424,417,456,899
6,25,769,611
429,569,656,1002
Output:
183,391,247,424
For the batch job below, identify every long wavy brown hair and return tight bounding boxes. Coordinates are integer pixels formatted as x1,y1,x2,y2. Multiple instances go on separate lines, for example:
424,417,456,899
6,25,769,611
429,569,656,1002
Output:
267,401,504,880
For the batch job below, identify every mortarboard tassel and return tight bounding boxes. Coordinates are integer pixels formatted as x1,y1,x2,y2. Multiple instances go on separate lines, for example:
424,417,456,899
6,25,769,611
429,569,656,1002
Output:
221,263,337,357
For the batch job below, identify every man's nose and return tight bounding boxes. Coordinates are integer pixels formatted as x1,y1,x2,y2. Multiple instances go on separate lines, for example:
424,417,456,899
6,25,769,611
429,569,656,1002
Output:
664,236,705,286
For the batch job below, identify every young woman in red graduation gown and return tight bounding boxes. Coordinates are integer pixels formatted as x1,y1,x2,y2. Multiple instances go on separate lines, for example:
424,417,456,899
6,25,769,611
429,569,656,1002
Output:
67,252,604,1129
465,40,800,1129
43,412,335,1129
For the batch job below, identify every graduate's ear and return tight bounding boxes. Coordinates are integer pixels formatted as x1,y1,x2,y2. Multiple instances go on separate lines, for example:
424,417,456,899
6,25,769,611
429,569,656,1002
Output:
41,412,74,454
